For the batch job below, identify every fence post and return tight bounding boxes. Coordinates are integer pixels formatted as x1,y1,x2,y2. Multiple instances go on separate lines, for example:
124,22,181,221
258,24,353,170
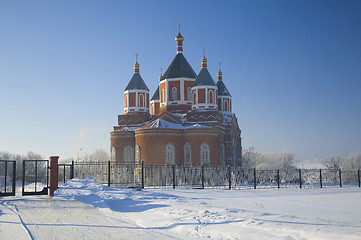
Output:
63,165,66,183
4,161,7,194
339,169,342,188
108,161,111,187
71,160,74,179
320,169,323,188
173,164,176,189
49,156,59,197
277,170,280,189
298,169,302,189
201,165,205,189
253,168,257,189
141,161,144,189
22,161,25,196
228,166,232,190
358,169,360,188
12,161,16,194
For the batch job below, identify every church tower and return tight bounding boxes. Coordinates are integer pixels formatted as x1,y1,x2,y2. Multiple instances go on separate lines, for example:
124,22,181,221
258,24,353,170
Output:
158,27,197,114
216,64,232,114
191,50,218,110
124,55,150,114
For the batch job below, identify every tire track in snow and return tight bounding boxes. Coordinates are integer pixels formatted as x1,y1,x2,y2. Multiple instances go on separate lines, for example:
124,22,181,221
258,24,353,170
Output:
1,201,34,240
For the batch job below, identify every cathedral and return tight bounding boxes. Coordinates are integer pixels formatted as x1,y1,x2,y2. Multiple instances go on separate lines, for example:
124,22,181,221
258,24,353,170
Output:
110,30,242,167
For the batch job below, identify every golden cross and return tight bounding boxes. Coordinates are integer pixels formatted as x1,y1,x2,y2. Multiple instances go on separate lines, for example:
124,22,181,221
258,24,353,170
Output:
203,48,206,58
219,62,222,71
160,67,163,76
135,53,138,62
178,24,181,33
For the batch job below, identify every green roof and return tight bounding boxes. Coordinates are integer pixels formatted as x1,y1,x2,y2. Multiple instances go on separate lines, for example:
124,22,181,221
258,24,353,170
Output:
151,87,159,100
193,68,216,87
125,73,149,91
217,80,231,96
161,53,197,80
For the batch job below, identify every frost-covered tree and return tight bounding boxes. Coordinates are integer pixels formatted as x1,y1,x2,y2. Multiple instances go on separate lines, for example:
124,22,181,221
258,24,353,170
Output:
342,152,361,170
242,147,296,171
0,151,44,178
84,149,109,162
256,150,296,171
242,146,262,171
324,155,343,170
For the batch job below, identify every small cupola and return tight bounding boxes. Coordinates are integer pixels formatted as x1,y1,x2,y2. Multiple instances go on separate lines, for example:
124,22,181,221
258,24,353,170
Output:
124,54,150,114
191,49,218,111
216,63,232,113
175,24,184,54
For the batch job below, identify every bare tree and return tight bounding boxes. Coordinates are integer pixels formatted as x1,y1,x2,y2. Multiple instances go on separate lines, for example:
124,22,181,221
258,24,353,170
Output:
324,155,344,170
242,146,262,171
342,152,361,170
279,150,296,172
85,149,109,162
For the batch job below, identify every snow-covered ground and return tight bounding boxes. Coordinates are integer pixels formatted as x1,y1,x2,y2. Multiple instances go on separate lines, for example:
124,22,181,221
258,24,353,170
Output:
1,178,360,240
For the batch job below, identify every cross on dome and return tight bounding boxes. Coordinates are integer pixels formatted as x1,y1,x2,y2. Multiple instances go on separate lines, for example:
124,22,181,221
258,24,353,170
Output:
134,53,139,73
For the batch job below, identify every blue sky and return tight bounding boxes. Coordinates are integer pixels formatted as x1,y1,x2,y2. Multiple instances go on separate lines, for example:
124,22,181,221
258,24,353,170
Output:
1,0,360,161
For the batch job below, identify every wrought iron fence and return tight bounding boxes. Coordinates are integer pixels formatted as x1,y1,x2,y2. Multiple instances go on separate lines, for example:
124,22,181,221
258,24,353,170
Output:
60,161,361,190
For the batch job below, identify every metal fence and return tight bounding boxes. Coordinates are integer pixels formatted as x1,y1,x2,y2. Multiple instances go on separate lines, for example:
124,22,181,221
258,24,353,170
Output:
60,161,361,189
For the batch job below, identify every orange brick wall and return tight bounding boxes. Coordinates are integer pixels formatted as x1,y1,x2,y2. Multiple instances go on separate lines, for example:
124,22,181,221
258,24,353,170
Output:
198,89,205,103
160,82,166,103
135,129,182,165
168,81,180,101
134,128,220,166
110,131,135,163
129,93,136,107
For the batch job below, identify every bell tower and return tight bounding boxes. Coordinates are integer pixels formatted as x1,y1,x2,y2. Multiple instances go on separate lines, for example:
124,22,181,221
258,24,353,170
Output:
191,49,218,110
216,63,232,114
124,54,150,114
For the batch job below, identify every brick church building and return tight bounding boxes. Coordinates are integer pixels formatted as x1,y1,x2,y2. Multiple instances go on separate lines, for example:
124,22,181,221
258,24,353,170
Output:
110,30,242,167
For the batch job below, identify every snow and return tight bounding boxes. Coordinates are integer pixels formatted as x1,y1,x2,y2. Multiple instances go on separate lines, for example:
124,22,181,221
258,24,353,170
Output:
1,178,361,239
143,118,211,129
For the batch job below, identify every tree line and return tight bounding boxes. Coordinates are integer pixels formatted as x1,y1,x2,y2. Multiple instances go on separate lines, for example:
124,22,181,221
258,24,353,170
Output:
242,146,361,171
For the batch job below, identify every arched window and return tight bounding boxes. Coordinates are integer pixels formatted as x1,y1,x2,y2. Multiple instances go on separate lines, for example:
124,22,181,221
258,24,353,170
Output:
111,146,116,162
183,143,192,165
139,94,144,107
166,143,175,164
187,88,192,101
193,91,197,104
200,142,210,165
172,87,177,101
209,90,213,104
123,146,134,163
135,144,141,164
124,95,128,108
162,89,165,103
224,99,228,112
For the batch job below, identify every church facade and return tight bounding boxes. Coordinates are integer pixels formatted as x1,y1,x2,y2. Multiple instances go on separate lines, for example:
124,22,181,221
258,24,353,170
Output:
110,31,242,167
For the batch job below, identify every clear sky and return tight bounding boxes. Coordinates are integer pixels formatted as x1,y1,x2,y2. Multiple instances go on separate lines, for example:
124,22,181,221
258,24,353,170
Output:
1,0,360,161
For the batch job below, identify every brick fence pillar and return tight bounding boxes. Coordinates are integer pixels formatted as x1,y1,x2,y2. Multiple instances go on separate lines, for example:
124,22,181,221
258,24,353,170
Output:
49,156,59,196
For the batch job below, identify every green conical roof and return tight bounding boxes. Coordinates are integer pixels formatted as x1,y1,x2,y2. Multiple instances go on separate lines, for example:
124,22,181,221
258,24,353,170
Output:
151,86,159,100
124,73,149,91
193,68,216,87
161,53,197,80
217,80,231,96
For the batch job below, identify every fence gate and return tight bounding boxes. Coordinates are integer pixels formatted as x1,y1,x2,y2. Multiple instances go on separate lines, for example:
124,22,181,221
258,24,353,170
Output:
22,160,49,196
0,160,16,197
58,163,73,183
